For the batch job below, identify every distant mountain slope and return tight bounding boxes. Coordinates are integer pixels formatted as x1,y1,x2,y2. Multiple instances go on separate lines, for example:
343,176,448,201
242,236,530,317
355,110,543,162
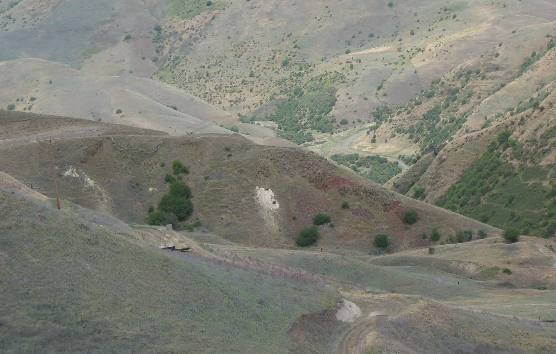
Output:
0,58,234,135
0,111,494,253
155,0,556,127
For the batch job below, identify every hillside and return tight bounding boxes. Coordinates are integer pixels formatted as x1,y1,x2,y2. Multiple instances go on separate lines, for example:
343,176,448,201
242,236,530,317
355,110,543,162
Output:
153,0,556,137
1,1,556,352
0,111,495,253
380,36,556,237
2,167,556,353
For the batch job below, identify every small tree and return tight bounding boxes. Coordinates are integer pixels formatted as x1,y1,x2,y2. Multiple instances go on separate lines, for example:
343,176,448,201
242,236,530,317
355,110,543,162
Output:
313,213,331,226
172,160,189,175
374,234,390,250
430,229,441,242
503,228,520,243
296,226,320,247
403,209,418,225
413,187,426,200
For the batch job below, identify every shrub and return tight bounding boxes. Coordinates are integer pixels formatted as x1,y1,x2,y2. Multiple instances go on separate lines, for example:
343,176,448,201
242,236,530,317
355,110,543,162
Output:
164,174,177,184
374,234,390,250
146,210,178,227
172,160,189,175
478,230,488,239
503,228,520,243
430,229,441,242
402,209,418,225
456,230,473,243
169,181,192,199
296,226,320,247
502,268,512,275
413,187,426,200
159,194,193,221
7,103,15,111
313,213,331,226
341,201,350,209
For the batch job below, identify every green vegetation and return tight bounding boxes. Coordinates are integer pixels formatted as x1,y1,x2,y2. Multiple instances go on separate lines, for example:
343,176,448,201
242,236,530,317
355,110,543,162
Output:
148,161,193,227
341,201,350,209
255,73,344,144
503,228,520,243
393,70,482,153
172,160,189,175
296,226,320,247
430,229,441,242
413,186,426,200
374,234,390,250
313,213,331,226
331,154,401,184
403,210,418,225
370,105,393,127
159,182,193,219
6,103,15,111
438,131,556,236
519,37,556,75
166,0,223,19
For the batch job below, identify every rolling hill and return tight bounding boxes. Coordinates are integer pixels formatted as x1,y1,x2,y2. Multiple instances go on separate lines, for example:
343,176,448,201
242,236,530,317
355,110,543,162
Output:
1,147,556,353
0,111,494,252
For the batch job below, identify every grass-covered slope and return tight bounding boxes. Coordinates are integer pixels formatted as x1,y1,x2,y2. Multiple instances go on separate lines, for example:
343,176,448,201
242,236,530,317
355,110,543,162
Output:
0,173,337,353
0,112,495,253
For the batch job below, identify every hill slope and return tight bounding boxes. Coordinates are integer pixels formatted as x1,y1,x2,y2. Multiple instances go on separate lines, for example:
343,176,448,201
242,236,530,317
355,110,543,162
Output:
0,111,495,253
2,172,556,353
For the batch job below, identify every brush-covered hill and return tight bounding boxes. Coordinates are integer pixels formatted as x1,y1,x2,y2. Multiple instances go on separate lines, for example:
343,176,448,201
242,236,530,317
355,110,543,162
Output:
0,110,494,253
377,35,556,237
151,0,556,135
2,0,555,145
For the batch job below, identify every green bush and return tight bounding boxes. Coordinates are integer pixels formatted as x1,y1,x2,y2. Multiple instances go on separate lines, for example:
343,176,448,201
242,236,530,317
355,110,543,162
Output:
165,174,177,184
478,230,488,239
313,213,331,225
430,229,441,242
456,230,473,243
147,210,178,227
341,201,350,209
159,193,193,221
503,228,520,243
169,181,192,199
402,210,418,225
374,234,390,250
296,226,320,247
172,160,189,175
413,187,426,200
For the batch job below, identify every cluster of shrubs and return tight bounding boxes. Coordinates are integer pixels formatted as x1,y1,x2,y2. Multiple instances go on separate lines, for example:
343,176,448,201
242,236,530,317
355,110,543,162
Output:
296,213,332,247
147,160,193,228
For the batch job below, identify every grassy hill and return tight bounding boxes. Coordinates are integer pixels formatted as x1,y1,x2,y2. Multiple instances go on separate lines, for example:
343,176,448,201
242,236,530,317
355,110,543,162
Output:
0,111,495,253
0,172,338,353
1,171,556,353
